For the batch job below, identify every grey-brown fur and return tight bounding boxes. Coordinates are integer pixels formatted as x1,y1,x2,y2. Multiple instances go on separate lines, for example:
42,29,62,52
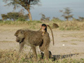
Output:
15,29,51,60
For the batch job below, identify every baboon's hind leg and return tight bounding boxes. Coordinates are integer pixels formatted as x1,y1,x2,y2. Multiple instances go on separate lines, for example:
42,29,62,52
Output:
44,47,49,60
39,43,50,60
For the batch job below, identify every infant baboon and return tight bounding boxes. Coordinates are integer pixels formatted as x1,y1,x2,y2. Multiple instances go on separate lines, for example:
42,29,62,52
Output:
40,24,54,45
15,29,54,60
40,24,47,35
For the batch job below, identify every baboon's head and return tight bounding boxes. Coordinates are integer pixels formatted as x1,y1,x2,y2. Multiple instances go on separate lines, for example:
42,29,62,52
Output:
14,29,25,43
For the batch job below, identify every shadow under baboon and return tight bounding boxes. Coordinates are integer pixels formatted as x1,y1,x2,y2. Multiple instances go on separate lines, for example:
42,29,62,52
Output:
41,51,79,61
53,53,79,61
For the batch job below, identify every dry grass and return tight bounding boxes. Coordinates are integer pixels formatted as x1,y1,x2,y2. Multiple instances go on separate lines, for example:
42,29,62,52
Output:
0,21,42,29
58,21,84,30
0,20,84,30
0,50,84,63
61,40,68,42
71,43,77,45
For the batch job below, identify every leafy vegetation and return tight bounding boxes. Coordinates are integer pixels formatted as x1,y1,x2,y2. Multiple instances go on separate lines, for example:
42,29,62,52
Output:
60,7,73,21
1,12,28,21
3,0,40,20
40,14,50,22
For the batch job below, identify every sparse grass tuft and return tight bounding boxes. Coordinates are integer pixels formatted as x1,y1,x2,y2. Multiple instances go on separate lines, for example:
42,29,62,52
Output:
61,40,68,42
71,43,77,45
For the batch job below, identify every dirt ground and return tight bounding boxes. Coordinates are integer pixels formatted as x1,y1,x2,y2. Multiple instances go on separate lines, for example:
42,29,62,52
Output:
0,26,84,60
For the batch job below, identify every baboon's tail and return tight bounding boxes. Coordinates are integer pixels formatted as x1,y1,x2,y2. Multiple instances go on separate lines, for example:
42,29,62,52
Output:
47,25,54,45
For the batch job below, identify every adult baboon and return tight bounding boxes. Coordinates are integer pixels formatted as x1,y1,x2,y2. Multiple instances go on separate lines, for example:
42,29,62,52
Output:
14,25,54,60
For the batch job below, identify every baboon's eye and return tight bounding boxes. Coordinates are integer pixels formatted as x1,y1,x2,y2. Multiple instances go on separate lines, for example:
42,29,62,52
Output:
20,31,24,34
16,35,18,37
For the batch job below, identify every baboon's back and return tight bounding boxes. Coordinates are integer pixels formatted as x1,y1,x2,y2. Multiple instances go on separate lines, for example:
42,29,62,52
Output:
26,30,43,46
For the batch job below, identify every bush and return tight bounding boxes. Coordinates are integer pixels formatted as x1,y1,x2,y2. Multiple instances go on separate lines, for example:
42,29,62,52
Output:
17,18,26,21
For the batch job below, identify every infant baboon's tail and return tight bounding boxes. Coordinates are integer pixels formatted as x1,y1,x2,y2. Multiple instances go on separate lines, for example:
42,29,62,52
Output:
47,25,54,45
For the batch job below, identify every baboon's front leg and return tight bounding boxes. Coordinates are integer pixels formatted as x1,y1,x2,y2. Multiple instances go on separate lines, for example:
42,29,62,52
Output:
31,46,37,60
16,42,25,60
19,42,25,53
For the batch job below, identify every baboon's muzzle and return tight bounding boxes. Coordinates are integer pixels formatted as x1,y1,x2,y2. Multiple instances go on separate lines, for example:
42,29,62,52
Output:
16,38,25,43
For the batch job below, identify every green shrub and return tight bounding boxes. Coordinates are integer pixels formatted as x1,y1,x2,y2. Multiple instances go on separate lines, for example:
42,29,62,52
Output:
17,18,26,21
